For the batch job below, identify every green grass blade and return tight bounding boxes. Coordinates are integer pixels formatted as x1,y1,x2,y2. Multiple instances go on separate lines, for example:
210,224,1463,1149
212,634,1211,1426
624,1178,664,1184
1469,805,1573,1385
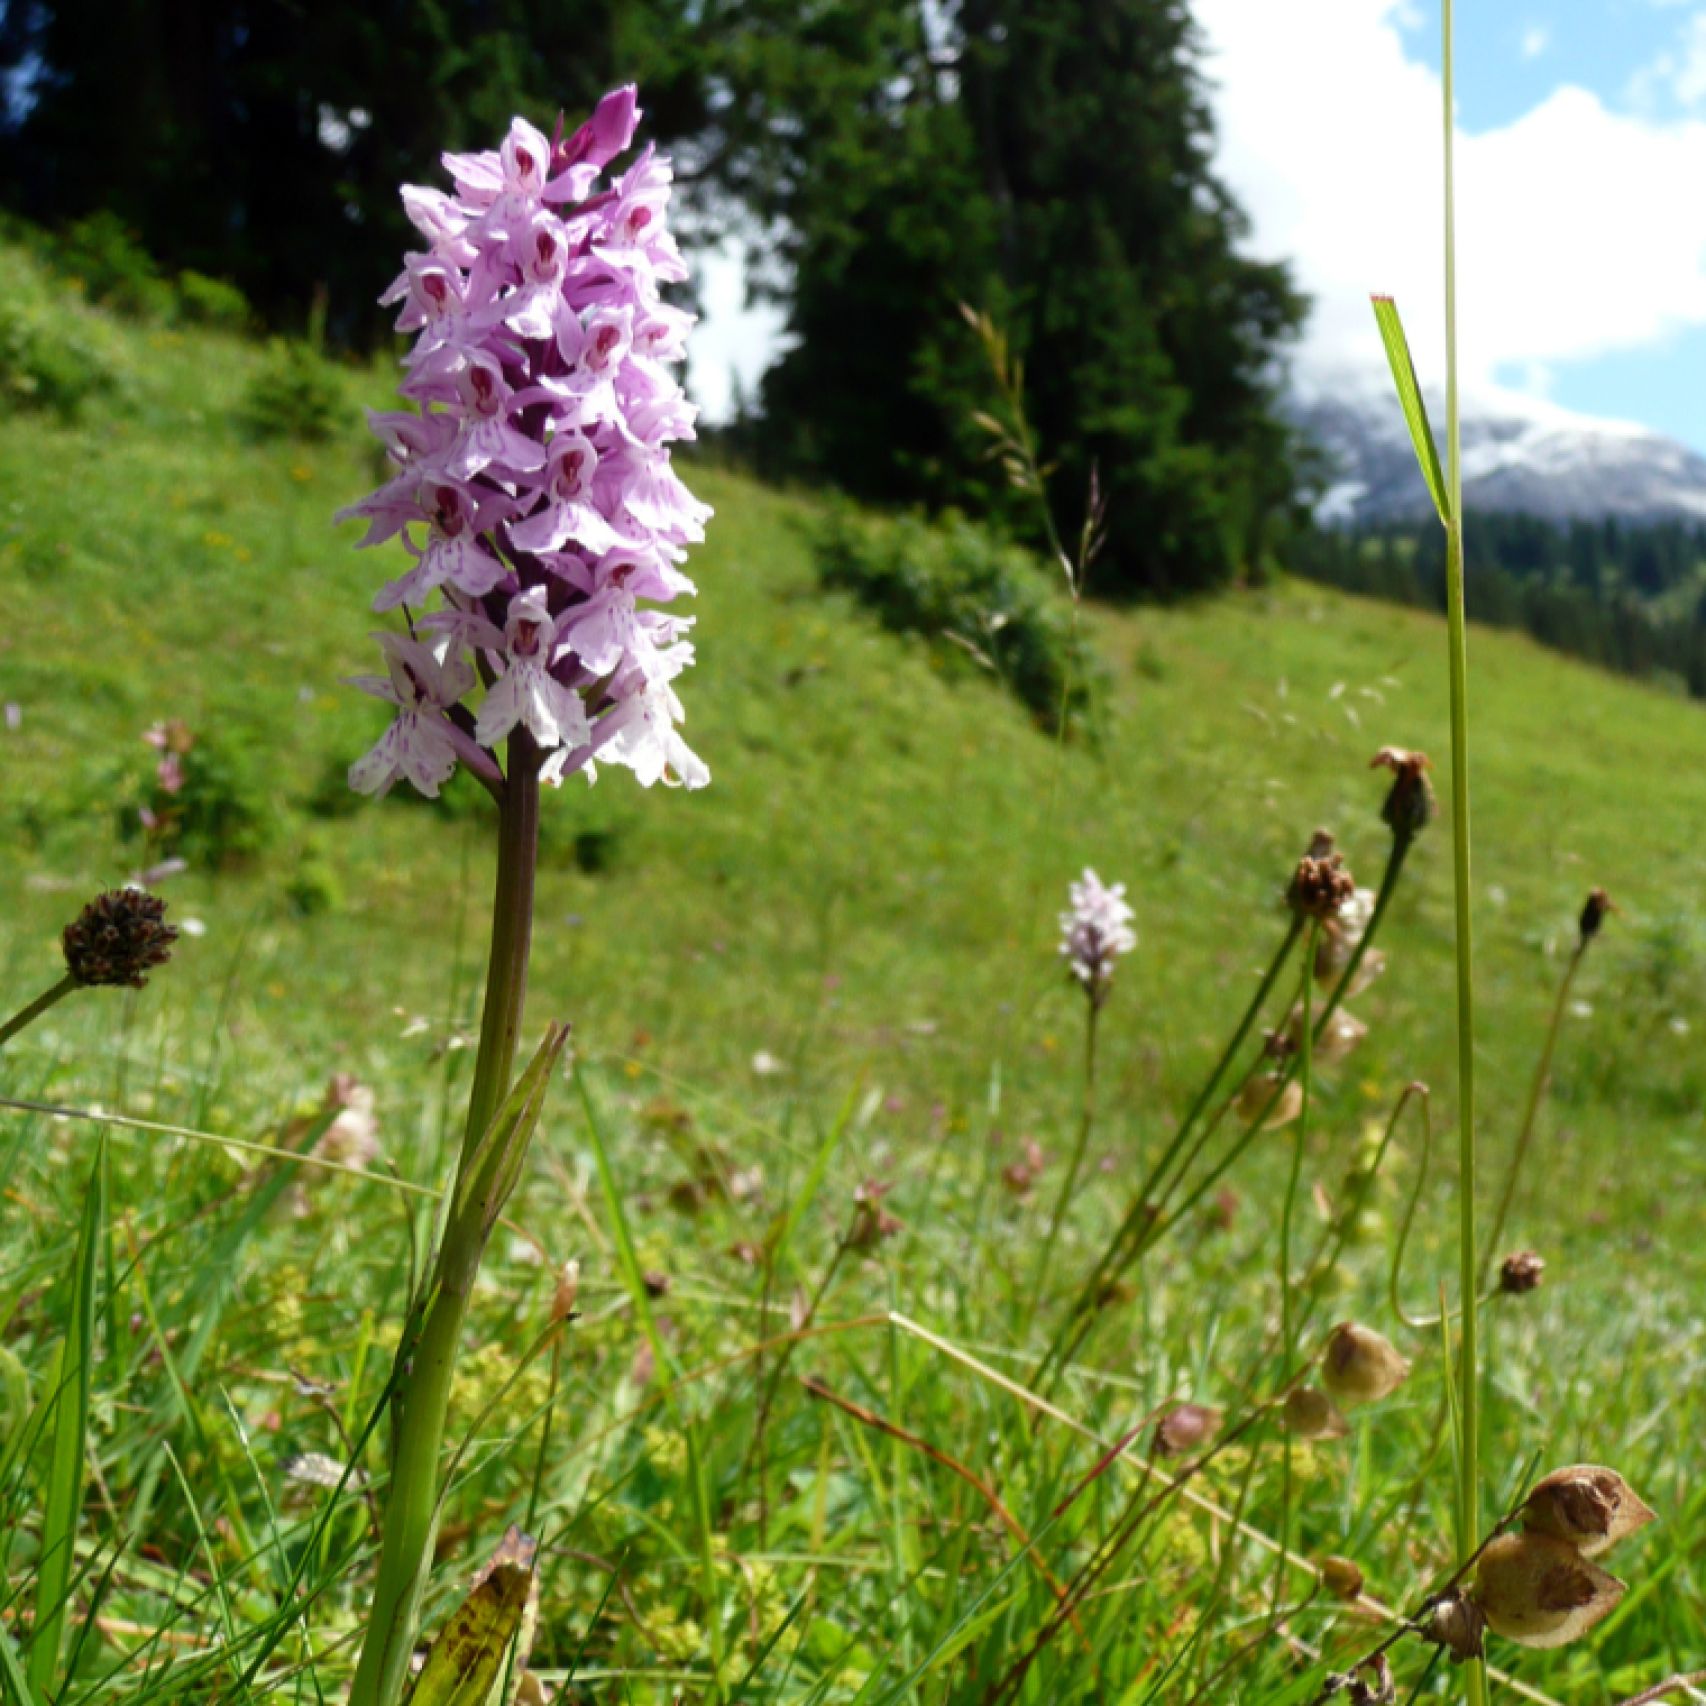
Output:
1370,295,1450,525
26,1135,105,1695
0,1617,43,1706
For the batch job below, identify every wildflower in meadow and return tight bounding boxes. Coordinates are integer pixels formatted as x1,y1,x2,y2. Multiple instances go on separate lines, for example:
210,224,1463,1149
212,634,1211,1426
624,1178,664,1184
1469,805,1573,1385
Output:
61,888,178,989
1498,1250,1545,1295
339,87,711,801
1058,867,1136,1007
1370,746,1436,836
1579,885,1614,941
1287,833,1356,922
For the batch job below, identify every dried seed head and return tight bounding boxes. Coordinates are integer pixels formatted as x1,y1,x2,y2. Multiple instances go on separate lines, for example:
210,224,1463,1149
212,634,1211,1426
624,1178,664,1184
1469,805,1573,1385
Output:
1283,1385,1349,1440
61,887,179,989
1236,1072,1303,1129
1320,1321,1410,1407
1521,1464,1655,1558
1579,887,1614,943
1319,1555,1365,1601
1472,1530,1626,1648
1422,1588,1487,1663
1288,845,1357,921
1370,746,1436,836
641,1269,671,1298
1152,1402,1222,1459
1499,1250,1546,1295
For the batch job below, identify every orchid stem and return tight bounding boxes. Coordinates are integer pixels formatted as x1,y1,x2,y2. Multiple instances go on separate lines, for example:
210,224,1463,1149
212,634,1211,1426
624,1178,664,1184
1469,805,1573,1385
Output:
348,735,542,1706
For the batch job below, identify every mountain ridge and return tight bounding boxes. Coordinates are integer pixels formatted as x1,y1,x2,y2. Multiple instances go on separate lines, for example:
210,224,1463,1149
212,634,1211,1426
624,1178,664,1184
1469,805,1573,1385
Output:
1288,369,1706,526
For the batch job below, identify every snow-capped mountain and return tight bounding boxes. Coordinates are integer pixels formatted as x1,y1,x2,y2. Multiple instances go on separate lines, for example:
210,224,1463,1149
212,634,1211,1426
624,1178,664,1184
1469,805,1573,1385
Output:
1289,369,1706,527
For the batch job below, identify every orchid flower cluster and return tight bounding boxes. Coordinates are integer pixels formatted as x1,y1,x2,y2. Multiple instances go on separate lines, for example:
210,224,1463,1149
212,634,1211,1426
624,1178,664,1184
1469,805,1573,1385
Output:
338,86,711,798
1059,867,1137,1005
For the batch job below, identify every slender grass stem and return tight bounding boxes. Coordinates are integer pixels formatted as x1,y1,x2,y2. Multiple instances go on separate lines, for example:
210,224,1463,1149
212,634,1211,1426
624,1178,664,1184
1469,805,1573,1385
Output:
1440,4,1485,1700
1273,923,1317,1612
0,974,77,1050
1035,916,1302,1386
1479,939,1585,1289
1027,996,1100,1331
347,739,541,1706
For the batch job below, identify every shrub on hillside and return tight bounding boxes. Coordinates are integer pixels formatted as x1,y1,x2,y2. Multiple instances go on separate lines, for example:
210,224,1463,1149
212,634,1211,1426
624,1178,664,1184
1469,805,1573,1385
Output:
814,504,1097,734
176,269,254,332
103,721,280,871
57,211,176,319
0,298,117,418
241,339,343,441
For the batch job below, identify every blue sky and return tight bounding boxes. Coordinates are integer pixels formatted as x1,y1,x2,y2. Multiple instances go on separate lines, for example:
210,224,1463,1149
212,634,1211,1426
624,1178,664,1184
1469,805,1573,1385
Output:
1411,1,1706,446
1190,0,1706,449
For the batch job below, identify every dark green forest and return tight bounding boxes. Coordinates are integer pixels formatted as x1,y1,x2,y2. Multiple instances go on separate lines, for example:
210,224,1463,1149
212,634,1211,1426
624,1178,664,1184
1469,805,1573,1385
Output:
0,0,1306,596
1288,511,1706,699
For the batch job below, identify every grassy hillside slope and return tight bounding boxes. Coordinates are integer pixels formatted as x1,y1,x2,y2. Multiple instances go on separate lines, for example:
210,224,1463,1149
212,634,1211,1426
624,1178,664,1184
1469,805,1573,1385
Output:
2,246,1703,1700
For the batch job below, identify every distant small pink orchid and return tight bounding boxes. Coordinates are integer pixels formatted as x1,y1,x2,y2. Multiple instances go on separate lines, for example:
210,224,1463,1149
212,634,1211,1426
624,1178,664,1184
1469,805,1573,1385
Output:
1059,868,1137,1006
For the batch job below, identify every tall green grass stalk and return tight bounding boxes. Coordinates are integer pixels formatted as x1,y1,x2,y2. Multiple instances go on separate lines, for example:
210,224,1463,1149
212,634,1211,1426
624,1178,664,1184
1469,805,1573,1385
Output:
1440,2,1485,1698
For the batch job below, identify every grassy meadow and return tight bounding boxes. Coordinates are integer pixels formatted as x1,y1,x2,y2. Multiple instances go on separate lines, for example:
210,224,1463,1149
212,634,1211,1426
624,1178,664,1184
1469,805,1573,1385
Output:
2,242,1704,1701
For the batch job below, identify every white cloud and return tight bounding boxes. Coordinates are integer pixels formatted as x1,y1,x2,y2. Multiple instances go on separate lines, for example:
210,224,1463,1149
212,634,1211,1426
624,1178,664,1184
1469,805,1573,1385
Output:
1520,23,1550,59
687,238,791,424
1193,0,1706,393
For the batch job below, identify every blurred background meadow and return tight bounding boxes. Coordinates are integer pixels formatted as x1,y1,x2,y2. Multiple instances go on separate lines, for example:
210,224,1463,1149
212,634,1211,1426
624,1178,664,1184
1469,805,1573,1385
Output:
2,1,1705,1701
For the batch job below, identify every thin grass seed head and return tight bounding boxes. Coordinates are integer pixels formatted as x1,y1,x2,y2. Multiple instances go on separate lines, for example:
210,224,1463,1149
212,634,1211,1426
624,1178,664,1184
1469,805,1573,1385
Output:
1471,1530,1626,1648
1498,1250,1546,1295
338,89,711,798
1058,867,1136,1007
60,887,179,988
1520,1464,1655,1558
1370,745,1435,836
1319,1321,1410,1407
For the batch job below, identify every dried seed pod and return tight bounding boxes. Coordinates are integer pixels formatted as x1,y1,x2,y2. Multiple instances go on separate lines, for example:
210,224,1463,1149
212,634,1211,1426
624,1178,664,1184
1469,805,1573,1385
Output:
1320,1321,1410,1407
1521,1464,1655,1558
1422,1588,1487,1662
1319,1554,1365,1601
1499,1250,1546,1295
1236,1072,1303,1129
1473,1530,1625,1648
1370,746,1436,835
1152,1402,1222,1459
61,887,179,989
1283,1385,1348,1440
1289,1006,1368,1065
